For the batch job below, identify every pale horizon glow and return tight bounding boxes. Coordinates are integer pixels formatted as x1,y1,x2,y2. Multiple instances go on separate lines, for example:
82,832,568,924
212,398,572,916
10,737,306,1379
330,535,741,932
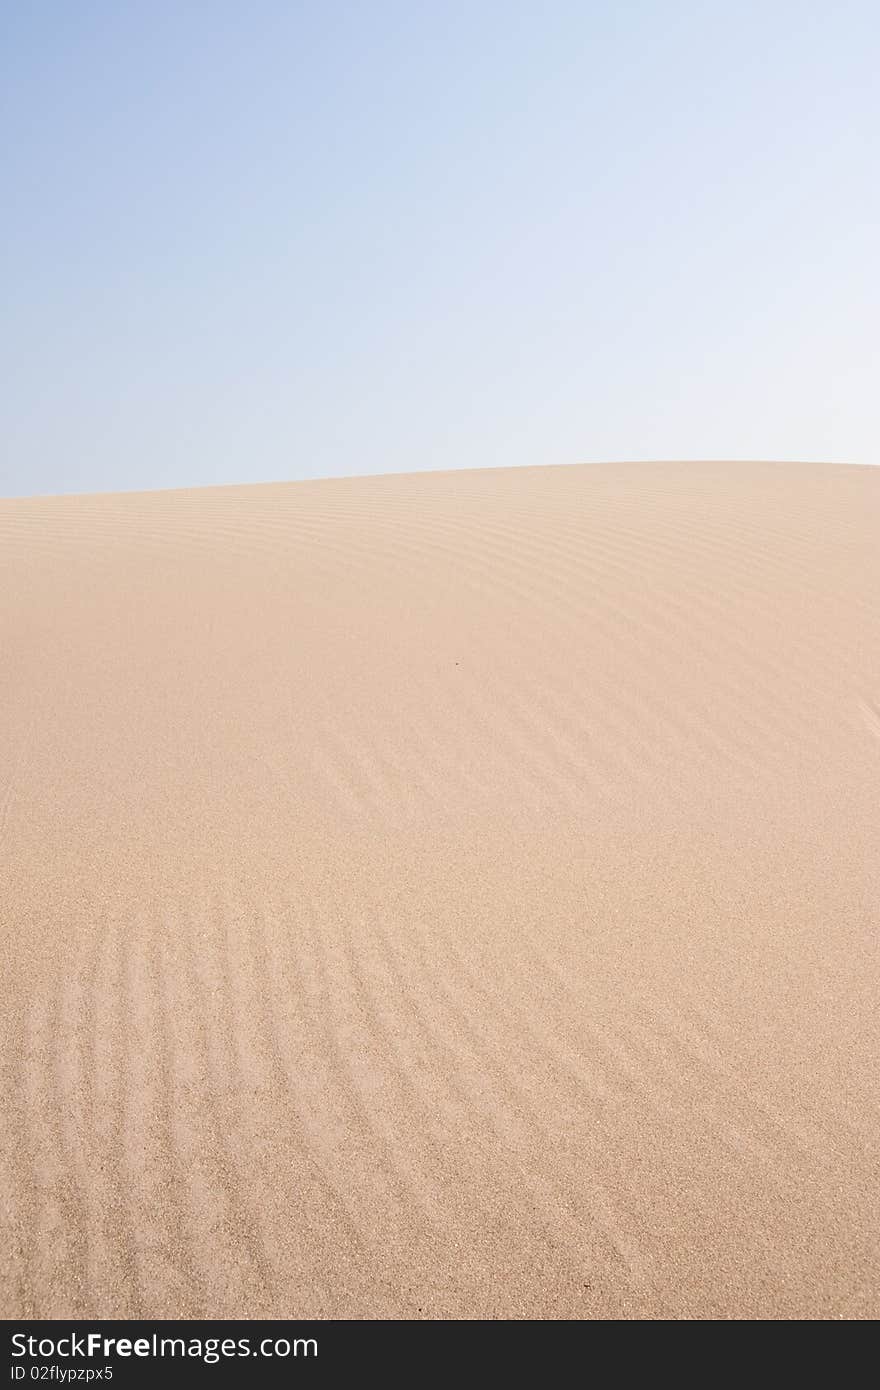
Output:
2,2,878,499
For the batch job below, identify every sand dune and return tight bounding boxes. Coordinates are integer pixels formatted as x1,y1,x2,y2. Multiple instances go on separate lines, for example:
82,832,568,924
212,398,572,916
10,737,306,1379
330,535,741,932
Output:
1,460,878,1319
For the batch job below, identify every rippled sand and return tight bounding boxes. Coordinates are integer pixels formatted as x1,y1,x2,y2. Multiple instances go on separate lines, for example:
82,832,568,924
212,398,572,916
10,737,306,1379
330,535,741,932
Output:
1,461,878,1318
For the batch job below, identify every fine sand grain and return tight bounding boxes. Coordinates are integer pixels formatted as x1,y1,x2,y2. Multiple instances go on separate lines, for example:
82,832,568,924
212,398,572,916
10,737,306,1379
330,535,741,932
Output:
1,460,878,1319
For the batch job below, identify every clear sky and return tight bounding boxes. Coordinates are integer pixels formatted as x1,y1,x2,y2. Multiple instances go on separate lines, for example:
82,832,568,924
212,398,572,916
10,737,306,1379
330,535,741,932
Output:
2,2,877,498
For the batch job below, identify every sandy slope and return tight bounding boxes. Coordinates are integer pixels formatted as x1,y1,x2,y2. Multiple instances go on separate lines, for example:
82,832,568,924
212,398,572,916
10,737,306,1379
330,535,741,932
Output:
1,460,878,1320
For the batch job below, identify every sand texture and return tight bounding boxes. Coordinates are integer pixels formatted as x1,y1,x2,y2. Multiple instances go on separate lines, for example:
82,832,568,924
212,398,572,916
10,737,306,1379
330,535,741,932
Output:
1,461,878,1319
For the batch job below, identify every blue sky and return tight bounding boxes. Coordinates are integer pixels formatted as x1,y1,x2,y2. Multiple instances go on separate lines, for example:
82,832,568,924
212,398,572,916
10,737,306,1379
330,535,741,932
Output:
2,2,877,497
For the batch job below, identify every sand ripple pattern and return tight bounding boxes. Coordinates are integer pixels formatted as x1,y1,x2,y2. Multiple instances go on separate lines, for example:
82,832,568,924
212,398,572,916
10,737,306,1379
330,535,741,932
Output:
1,461,879,1318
